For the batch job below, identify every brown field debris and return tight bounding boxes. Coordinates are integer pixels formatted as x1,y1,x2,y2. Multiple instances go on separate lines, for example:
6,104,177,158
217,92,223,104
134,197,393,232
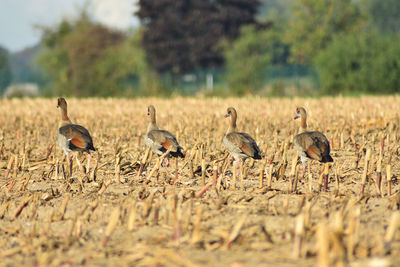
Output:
0,96,399,266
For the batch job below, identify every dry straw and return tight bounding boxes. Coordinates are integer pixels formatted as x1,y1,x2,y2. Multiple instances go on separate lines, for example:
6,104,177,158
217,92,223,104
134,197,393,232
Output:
0,97,399,265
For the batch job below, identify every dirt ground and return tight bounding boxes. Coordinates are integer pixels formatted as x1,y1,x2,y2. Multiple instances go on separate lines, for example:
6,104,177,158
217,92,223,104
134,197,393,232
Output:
1,97,400,266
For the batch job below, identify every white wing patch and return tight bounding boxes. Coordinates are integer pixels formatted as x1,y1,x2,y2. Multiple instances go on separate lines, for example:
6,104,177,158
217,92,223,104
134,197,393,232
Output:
57,133,72,155
144,135,163,156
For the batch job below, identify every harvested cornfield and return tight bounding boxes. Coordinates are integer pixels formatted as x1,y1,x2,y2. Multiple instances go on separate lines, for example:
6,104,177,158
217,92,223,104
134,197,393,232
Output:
0,96,400,266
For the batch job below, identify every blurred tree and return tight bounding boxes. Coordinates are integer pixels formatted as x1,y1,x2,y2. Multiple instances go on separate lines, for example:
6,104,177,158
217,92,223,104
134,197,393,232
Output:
36,20,72,95
0,46,12,93
137,0,260,74
314,32,400,94
284,0,365,64
95,30,165,96
62,20,124,96
222,25,285,95
38,10,164,97
368,0,400,33
37,11,129,96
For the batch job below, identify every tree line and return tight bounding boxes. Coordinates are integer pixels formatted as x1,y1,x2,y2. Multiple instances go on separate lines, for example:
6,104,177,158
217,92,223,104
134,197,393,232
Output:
1,0,400,96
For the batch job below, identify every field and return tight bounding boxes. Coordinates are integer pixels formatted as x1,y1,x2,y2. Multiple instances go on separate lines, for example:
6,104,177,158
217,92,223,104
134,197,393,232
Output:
1,96,400,266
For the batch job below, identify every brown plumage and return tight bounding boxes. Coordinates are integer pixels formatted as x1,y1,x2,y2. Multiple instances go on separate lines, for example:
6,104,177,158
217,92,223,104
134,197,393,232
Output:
223,107,261,161
144,105,184,158
293,107,333,165
57,98,95,156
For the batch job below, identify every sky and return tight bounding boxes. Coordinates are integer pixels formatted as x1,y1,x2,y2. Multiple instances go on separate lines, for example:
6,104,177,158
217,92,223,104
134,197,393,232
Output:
0,0,139,52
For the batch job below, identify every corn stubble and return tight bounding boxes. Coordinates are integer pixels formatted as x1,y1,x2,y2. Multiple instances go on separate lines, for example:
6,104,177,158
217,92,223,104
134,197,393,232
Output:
0,97,399,266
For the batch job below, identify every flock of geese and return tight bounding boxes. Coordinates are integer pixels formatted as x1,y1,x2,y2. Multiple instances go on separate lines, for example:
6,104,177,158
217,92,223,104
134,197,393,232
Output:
56,97,333,180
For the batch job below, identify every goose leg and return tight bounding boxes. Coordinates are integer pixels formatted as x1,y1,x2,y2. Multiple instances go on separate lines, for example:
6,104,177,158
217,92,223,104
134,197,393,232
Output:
301,164,306,180
160,155,172,179
64,154,69,177
67,154,73,177
232,160,238,189
159,157,166,176
159,156,164,167
165,157,170,168
175,158,178,181
300,157,307,180
161,156,170,168
239,159,244,190
86,153,91,174
303,161,312,182
155,169,159,182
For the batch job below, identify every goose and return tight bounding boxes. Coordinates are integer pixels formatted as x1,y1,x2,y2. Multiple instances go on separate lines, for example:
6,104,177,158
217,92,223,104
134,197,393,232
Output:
144,105,184,161
294,107,333,175
57,98,96,160
223,107,261,180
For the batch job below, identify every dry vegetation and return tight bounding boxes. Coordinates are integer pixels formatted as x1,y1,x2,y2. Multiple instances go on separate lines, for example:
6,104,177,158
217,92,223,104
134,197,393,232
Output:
1,96,400,266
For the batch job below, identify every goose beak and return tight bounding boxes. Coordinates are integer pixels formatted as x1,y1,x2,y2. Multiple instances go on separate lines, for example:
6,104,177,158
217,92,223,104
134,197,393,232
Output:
224,113,229,118
294,113,300,119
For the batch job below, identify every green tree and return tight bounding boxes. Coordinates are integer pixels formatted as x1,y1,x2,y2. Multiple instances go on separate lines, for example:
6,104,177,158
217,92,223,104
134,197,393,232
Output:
36,20,72,95
0,46,12,93
38,10,163,97
284,0,365,64
222,25,284,95
37,12,127,96
94,30,164,96
314,31,400,94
